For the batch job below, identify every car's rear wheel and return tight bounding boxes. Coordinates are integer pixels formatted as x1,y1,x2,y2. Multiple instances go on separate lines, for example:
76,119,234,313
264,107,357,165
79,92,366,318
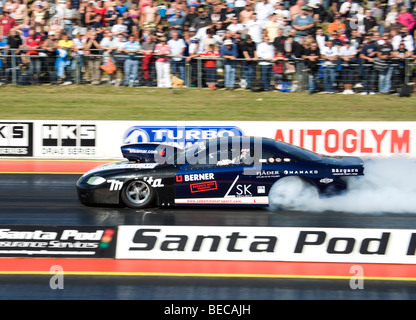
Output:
268,176,318,210
121,180,155,209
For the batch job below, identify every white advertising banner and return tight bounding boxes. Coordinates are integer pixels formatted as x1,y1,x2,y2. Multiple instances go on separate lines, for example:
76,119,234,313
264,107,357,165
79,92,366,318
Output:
0,120,414,159
116,226,416,264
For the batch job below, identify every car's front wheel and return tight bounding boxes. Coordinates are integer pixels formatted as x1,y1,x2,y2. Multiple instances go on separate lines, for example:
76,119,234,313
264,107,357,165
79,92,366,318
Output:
121,180,155,209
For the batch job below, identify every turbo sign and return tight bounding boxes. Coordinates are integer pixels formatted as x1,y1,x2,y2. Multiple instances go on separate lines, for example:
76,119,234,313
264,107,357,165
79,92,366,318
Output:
123,126,244,149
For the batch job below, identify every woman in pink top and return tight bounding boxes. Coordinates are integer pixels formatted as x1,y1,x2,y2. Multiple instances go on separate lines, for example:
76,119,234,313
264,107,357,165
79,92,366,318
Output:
154,36,172,87
397,7,416,33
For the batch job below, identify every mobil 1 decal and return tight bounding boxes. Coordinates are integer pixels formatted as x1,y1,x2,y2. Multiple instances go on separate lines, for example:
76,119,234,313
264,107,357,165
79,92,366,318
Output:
0,226,117,258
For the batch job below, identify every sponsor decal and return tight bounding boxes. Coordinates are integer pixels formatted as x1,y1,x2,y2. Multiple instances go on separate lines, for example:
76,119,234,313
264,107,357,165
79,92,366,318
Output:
331,168,360,176
116,226,416,264
176,173,215,182
0,226,117,258
283,170,319,175
123,126,244,149
143,177,164,187
0,122,33,157
275,128,411,154
190,181,218,193
41,124,96,157
320,178,334,184
108,179,123,191
256,170,280,178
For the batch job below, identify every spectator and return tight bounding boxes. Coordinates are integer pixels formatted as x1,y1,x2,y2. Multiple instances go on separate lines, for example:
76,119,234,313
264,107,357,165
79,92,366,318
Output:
245,12,263,45
339,39,357,94
241,34,257,88
168,31,186,81
193,7,211,31
154,36,172,88
376,33,393,94
219,38,238,90
63,0,77,36
397,7,415,35
302,40,320,94
1,11,16,37
169,9,186,36
94,0,107,27
104,3,120,28
227,16,244,36
272,49,288,90
201,43,219,89
13,0,28,25
265,13,280,43
123,34,141,86
291,5,314,38
255,0,274,25
359,33,378,95
25,29,43,84
141,0,160,28
327,14,345,34
320,39,338,93
83,30,101,84
42,31,58,83
257,35,274,90
141,33,156,87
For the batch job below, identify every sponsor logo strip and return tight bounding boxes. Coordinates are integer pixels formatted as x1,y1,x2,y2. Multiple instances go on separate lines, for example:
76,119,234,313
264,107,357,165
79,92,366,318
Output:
175,197,269,205
190,181,218,193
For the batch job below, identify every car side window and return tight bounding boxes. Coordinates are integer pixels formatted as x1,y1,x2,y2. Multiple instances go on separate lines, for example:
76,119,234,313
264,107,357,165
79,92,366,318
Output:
186,147,249,170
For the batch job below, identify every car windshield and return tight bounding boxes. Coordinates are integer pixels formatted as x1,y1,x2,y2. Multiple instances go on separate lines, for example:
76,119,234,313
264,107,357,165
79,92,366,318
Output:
274,140,322,161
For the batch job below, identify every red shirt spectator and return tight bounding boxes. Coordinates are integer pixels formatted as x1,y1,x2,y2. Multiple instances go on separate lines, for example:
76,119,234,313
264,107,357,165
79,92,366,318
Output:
94,0,107,26
201,48,219,68
25,31,43,55
1,12,16,37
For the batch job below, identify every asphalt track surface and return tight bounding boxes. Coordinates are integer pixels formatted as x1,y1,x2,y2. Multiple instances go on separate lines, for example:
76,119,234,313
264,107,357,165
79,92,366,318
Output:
1,173,416,300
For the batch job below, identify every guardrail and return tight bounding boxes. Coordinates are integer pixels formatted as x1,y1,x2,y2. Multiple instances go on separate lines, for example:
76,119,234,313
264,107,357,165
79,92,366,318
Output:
1,48,415,93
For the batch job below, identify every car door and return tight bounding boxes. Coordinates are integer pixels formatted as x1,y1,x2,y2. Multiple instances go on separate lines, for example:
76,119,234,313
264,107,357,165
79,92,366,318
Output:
173,144,268,206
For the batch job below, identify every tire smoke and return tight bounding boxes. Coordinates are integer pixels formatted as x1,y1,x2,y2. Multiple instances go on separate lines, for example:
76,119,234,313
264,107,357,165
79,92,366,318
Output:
269,157,416,214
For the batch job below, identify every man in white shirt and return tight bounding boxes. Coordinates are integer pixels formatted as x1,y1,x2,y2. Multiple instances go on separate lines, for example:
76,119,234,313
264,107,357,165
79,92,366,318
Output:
338,39,357,94
168,31,186,80
257,35,275,90
255,0,274,25
245,12,263,45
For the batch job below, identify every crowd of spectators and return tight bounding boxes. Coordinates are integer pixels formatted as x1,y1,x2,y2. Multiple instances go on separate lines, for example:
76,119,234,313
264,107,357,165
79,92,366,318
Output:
0,0,416,93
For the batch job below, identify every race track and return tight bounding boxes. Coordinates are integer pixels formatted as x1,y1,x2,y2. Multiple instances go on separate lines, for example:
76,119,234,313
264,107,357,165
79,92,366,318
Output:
1,173,416,300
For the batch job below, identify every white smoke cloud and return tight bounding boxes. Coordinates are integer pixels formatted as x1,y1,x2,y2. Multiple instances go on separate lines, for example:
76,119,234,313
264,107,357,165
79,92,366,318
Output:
269,157,416,214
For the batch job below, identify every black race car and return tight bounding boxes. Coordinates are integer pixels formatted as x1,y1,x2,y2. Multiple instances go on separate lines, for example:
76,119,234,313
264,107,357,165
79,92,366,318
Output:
76,136,364,209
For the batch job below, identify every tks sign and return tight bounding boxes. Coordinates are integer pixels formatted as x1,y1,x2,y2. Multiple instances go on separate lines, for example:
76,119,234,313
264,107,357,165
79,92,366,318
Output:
274,128,411,155
116,226,416,264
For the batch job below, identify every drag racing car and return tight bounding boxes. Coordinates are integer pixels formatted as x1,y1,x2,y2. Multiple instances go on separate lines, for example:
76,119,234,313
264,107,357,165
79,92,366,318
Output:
76,136,364,209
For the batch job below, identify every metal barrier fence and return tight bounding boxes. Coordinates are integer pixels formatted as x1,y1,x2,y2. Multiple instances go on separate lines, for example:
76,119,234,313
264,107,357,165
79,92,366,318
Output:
1,49,415,93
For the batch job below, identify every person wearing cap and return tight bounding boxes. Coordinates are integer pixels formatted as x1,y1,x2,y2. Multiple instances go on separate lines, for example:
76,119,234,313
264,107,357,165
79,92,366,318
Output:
219,38,238,89
291,5,314,38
